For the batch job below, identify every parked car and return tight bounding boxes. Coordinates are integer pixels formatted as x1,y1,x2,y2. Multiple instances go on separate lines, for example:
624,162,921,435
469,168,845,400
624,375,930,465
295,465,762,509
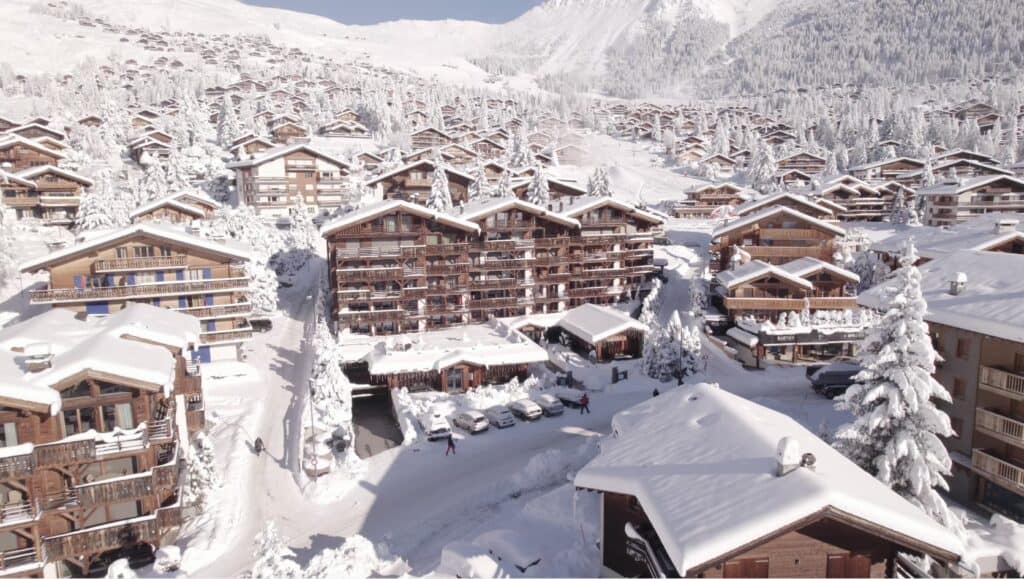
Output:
809,362,863,399
535,393,564,416
419,412,452,441
484,405,516,428
552,388,585,408
453,410,490,434
509,398,543,421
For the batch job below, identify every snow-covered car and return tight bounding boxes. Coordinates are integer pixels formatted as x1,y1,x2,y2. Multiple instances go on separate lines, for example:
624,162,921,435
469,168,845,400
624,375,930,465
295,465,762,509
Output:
474,529,543,574
419,412,452,441
809,362,863,399
552,388,585,408
484,405,516,428
509,399,543,421
534,394,564,416
453,410,490,434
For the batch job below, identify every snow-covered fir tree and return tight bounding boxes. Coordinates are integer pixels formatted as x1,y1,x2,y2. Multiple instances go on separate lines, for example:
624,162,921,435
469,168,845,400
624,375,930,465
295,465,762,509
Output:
184,432,220,509
526,165,550,206
250,521,301,579
494,170,513,198
247,257,279,317
138,155,169,203
426,162,453,212
587,166,612,197
833,240,961,532
467,159,487,201
746,139,778,191
0,211,15,291
75,172,117,232
288,196,318,252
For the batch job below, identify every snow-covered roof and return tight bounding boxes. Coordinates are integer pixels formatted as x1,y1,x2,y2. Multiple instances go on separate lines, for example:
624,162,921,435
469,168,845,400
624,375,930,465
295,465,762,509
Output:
454,198,580,229
575,383,963,574
97,302,201,352
32,333,175,394
224,142,350,170
362,323,548,375
0,169,36,188
712,206,845,240
15,165,94,186
871,213,1024,259
556,303,645,344
129,195,207,219
558,197,664,225
20,222,251,272
715,260,814,290
725,326,759,347
859,249,1024,343
734,192,833,218
778,257,860,283
0,134,67,158
0,350,60,415
916,175,1024,196
365,159,474,187
319,200,480,236
848,157,925,172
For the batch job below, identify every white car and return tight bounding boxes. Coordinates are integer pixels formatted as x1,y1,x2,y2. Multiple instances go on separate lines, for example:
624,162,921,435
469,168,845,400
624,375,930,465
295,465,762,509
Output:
535,394,564,416
552,388,585,408
453,410,490,434
484,405,516,428
419,412,452,441
509,398,543,421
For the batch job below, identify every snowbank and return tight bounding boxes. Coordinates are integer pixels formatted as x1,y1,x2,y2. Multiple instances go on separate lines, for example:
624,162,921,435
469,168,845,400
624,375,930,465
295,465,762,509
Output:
391,387,421,446
964,513,1024,574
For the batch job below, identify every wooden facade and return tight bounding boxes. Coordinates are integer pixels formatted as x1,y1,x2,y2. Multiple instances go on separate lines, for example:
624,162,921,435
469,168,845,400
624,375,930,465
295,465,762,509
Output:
21,228,252,363
324,199,661,335
229,145,350,218
369,161,472,206
711,209,844,273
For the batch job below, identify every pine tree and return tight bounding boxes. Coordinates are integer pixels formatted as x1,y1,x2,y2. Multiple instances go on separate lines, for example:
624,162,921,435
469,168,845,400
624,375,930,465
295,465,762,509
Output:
289,196,318,252
526,166,550,206
467,159,487,201
747,139,778,191
0,211,15,291
426,162,453,211
833,240,960,532
250,522,301,579
139,157,169,203
587,167,611,197
184,432,219,509
76,173,116,232
248,258,279,316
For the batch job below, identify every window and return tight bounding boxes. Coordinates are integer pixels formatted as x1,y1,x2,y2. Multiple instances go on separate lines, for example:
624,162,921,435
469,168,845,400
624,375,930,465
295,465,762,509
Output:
956,338,971,359
0,422,18,447
952,377,966,400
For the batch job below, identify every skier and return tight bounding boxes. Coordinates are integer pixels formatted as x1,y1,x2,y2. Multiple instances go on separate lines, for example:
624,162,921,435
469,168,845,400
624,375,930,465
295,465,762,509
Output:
445,433,456,456
254,436,264,457
652,388,660,397
580,393,590,415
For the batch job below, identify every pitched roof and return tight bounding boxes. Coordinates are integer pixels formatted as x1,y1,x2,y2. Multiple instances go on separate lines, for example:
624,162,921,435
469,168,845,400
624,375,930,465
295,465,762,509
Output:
558,197,664,225
455,198,580,229
20,223,251,272
575,383,963,574
715,260,814,290
225,143,350,170
713,206,845,240
778,256,860,283
319,200,480,236
556,304,646,344
734,192,833,218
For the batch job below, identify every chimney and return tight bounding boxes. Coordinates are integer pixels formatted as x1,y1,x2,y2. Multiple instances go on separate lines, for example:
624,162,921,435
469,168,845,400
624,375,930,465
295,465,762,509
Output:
23,342,53,372
949,272,967,295
994,218,1019,234
776,437,801,476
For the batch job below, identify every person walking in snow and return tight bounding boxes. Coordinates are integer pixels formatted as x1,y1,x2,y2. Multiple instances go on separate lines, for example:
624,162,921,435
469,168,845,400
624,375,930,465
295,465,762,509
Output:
652,388,660,397
445,433,456,456
254,436,264,457
580,393,590,414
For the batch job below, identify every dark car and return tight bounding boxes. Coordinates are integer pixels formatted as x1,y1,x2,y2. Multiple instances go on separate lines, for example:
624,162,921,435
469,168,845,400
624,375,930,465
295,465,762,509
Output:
809,362,863,399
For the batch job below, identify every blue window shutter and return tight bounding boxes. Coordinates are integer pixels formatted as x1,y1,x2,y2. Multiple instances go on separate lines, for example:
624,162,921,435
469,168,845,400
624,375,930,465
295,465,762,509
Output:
105,274,113,286
197,346,212,363
126,273,135,286
206,320,216,332
73,276,83,289
178,296,187,308
204,294,214,306
86,301,109,315
176,270,185,281
155,271,164,282
203,268,212,280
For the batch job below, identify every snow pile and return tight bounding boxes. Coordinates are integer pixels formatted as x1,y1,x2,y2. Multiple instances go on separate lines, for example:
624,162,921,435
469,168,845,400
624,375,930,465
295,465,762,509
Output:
964,514,1024,574
306,535,411,579
390,387,421,446
507,436,600,497
462,376,536,411
104,558,137,578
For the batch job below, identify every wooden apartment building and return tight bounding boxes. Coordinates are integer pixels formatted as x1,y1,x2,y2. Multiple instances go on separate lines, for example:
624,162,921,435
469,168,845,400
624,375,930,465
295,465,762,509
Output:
227,143,351,219
368,160,473,206
321,197,662,335
710,205,846,273
918,175,1024,226
0,303,204,577
2,166,93,226
20,224,252,363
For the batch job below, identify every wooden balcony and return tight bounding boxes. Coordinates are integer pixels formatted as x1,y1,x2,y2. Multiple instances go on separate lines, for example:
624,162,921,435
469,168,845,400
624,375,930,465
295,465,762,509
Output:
723,296,858,312
0,501,35,528
425,243,469,255
472,239,534,252
30,276,248,304
756,228,832,241
972,449,1024,495
976,408,1024,447
474,259,533,270
329,224,421,238
469,278,519,289
468,297,521,309
93,255,188,273
337,267,424,281
534,237,572,248
338,309,406,323
979,366,1024,401
741,245,833,260
426,263,470,275
175,302,252,319
42,502,181,560
0,547,39,573
335,246,424,259
199,329,254,344
569,286,623,299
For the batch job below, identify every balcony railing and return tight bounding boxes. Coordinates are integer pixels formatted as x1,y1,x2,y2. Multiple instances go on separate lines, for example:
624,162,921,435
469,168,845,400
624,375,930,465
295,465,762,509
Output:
972,449,1024,494
199,329,254,344
469,278,519,289
93,255,188,273
723,296,858,311
0,501,35,527
42,502,181,560
976,408,1024,446
174,302,252,319
979,366,1024,401
534,237,572,247
741,246,833,260
30,276,248,304
335,246,424,259
0,547,39,572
